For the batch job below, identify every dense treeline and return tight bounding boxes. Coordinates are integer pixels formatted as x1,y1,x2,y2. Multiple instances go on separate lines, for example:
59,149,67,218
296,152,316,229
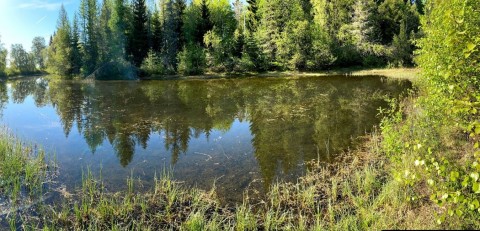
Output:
4,0,421,78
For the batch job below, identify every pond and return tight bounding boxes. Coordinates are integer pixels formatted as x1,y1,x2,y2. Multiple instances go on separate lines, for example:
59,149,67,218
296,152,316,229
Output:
0,75,411,204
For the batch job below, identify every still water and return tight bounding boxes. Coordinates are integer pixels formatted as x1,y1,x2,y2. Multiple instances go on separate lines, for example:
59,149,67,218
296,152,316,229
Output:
0,76,410,203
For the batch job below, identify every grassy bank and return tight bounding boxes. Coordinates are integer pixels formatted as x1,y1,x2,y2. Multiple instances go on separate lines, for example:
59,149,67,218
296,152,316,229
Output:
17,122,440,230
28,86,474,230
3,68,478,229
0,128,51,203
21,131,427,230
0,127,56,231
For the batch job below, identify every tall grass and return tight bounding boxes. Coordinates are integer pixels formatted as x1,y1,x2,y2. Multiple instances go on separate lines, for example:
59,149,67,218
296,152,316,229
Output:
26,127,437,230
0,127,52,203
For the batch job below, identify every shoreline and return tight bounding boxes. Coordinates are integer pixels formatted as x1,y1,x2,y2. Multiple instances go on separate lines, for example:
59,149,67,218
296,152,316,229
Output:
2,68,450,230
3,67,419,82
147,67,419,81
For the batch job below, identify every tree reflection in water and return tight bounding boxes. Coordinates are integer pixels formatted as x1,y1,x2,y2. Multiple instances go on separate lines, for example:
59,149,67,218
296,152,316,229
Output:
1,76,411,201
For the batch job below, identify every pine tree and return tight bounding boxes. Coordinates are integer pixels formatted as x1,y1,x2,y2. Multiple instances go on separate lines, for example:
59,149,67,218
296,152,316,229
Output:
256,0,303,69
99,0,113,63
71,14,82,74
196,0,212,46
174,0,186,49
79,0,100,75
151,9,163,53
245,0,259,35
414,0,424,15
233,0,245,58
391,20,411,66
131,0,149,66
110,0,128,60
163,0,185,71
349,0,378,51
47,5,73,76
204,0,237,71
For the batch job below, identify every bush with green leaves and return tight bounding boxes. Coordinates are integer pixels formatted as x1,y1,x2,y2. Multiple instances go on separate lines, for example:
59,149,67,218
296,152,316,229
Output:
380,0,480,228
177,44,206,76
141,50,165,76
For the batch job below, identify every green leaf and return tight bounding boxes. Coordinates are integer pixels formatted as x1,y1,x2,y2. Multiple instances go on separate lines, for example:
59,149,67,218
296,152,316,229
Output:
472,199,480,209
473,182,480,193
471,172,479,182
450,171,460,181
455,209,464,217
467,42,476,51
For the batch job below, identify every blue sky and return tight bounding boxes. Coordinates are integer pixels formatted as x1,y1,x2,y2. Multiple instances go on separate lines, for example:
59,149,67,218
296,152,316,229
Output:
0,0,81,52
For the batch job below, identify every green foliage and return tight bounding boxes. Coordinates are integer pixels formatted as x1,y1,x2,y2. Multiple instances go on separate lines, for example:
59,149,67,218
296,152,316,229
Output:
131,0,149,66
31,37,47,70
99,0,114,64
151,10,163,53
390,20,412,67
71,15,83,75
0,36,8,77
79,0,100,75
245,0,259,35
141,50,165,75
177,43,206,75
203,0,237,72
163,0,186,72
0,128,51,204
109,0,129,60
378,0,480,228
38,0,421,77
10,44,36,75
47,5,73,76
239,35,266,71
197,0,213,46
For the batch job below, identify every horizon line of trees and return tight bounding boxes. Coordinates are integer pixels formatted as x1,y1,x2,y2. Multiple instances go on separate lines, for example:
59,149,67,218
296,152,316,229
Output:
0,36,47,77
1,0,424,78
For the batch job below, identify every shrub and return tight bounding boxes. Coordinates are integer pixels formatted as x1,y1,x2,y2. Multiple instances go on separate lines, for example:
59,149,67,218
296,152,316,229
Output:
177,44,206,76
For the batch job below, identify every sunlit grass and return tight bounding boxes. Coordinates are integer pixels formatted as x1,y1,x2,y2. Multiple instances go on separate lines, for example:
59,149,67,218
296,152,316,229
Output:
19,128,435,230
0,127,52,204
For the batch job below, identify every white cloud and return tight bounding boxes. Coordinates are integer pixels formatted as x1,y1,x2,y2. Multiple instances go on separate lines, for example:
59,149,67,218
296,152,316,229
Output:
18,1,69,11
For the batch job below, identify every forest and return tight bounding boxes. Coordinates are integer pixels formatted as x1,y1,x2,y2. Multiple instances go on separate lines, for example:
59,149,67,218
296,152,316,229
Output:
0,0,423,78
1,0,480,229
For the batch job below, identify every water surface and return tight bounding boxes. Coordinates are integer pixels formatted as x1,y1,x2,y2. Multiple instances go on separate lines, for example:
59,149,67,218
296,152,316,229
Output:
0,76,411,203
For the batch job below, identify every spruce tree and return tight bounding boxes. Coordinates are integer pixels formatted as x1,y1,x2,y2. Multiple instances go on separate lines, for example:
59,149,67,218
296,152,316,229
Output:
71,14,82,74
174,0,186,48
110,0,128,60
163,0,185,71
47,5,73,76
246,0,259,35
196,0,212,46
99,0,113,63
151,10,163,53
131,0,149,66
79,0,99,75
